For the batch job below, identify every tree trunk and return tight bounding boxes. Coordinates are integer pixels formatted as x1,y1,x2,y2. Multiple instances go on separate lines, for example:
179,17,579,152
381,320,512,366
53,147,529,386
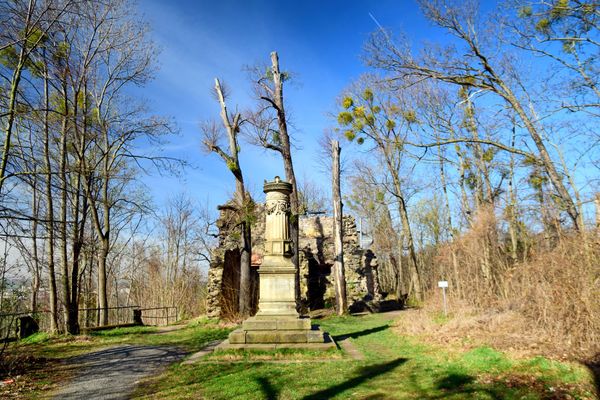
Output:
30,175,40,312
68,173,84,334
507,181,519,263
83,162,110,327
496,81,580,230
391,253,403,299
98,127,111,326
67,85,90,335
387,160,422,302
595,193,600,233
239,221,252,316
85,250,94,328
452,138,472,226
463,96,494,208
59,86,72,333
398,196,422,302
507,126,519,263
331,140,347,315
213,78,253,317
43,65,58,333
98,238,109,326
437,142,461,297
269,52,301,309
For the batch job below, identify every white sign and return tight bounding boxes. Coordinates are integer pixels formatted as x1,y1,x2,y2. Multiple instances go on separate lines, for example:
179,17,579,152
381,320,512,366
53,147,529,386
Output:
438,281,448,288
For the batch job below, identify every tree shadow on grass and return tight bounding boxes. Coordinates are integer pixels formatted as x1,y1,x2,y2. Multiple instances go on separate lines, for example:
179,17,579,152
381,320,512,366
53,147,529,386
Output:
584,353,599,398
301,358,407,400
256,376,278,400
404,372,501,400
332,324,389,342
414,371,559,400
436,373,475,390
434,373,504,400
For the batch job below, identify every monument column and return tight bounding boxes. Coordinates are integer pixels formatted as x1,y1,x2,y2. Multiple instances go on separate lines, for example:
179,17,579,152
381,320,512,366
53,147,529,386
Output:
219,176,332,349
256,176,298,318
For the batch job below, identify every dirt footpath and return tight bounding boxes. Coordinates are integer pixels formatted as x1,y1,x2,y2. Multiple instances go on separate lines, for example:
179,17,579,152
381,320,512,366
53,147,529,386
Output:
51,345,187,400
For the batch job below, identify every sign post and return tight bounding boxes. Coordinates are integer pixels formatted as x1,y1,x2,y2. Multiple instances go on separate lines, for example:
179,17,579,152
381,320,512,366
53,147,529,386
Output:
438,280,448,317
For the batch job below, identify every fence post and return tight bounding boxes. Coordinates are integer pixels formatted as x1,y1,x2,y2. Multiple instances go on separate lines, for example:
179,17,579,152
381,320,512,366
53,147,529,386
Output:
133,309,143,325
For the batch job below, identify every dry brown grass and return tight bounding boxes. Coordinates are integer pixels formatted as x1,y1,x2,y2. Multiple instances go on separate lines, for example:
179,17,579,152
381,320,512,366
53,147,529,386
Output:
427,209,600,362
395,299,573,360
519,241,597,358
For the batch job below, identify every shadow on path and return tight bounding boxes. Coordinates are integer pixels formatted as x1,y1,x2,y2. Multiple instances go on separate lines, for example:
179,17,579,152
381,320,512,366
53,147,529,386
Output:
332,324,389,342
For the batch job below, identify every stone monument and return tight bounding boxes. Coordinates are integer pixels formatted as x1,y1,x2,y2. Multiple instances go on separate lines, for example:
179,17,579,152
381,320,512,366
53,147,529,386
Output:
218,176,333,349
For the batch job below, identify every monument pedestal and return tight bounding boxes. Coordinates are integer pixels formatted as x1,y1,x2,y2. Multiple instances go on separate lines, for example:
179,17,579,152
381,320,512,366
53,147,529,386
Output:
217,262,335,349
221,316,333,349
217,177,334,351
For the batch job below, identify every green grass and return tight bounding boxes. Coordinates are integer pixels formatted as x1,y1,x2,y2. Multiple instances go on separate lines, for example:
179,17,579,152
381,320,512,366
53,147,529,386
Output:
206,347,343,362
18,319,231,359
19,331,51,344
131,313,596,400
90,325,159,336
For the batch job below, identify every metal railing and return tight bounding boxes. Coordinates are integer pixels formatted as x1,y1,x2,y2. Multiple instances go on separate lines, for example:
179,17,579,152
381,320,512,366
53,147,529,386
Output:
79,306,140,328
137,307,178,326
0,305,179,339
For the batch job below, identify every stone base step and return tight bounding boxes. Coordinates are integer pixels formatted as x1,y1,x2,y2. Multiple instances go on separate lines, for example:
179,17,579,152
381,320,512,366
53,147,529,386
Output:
228,326,330,344
215,339,337,351
242,317,312,331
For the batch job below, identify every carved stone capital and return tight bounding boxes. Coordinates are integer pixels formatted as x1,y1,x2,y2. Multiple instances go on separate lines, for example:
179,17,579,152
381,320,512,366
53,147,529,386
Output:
266,199,290,216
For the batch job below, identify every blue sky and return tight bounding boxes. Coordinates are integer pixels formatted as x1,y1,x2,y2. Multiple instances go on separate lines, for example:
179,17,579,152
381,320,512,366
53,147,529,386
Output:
137,0,436,209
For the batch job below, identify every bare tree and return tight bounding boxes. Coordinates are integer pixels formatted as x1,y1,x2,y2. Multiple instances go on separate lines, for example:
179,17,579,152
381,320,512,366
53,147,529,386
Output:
331,139,347,314
246,52,301,306
502,0,599,114
297,177,330,215
0,0,74,195
366,0,582,230
125,195,211,319
337,76,423,301
346,170,403,297
76,0,174,326
0,0,179,335
202,78,253,317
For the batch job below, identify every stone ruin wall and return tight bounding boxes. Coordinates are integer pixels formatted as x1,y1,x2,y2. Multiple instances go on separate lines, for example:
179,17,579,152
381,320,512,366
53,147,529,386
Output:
298,215,375,308
207,205,380,319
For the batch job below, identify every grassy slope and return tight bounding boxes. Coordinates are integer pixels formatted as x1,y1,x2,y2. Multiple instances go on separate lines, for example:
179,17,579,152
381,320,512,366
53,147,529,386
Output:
133,313,597,400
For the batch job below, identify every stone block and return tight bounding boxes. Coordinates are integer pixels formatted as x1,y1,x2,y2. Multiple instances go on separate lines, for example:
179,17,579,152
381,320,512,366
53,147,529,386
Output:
216,342,277,351
246,330,308,343
243,317,312,331
307,329,325,343
218,342,338,350
276,342,336,350
242,319,277,331
228,329,246,344
277,318,311,330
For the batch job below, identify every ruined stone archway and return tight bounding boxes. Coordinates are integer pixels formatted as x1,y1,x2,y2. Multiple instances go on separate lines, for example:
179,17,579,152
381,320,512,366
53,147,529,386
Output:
307,255,330,310
220,249,240,319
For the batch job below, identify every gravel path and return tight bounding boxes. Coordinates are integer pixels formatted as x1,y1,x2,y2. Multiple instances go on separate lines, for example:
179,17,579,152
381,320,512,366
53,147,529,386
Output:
52,345,187,400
